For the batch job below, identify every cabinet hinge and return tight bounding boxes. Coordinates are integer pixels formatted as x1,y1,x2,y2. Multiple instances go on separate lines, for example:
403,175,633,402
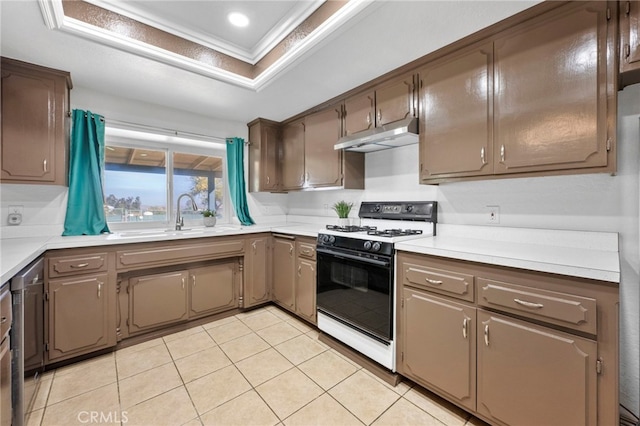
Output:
606,7,611,20
238,296,243,308
44,292,49,302
45,343,49,352
596,359,603,374
401,298,404,308
625,1,631,15
625,44,631,59
126,318,129,327
606,138,612,152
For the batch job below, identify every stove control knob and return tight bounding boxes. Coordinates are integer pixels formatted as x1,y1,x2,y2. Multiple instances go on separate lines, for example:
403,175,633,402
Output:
328,235,336,244
372,242,382,252
406,204,414,213
374,204,381,212
321,235,332,244
363,241,373,250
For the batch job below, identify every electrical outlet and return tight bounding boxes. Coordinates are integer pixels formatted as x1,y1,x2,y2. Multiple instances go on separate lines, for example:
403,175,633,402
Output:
485,205,500,224
9,205,23,215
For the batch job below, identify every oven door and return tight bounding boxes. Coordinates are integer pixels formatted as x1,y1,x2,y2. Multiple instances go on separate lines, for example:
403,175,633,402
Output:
316,246,393,343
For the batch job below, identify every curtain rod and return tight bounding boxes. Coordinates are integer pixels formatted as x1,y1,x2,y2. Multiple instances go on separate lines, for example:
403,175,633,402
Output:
105,118,231,144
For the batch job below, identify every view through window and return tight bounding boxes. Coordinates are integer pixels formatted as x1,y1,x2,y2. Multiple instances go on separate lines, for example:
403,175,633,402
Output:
104,145,225,224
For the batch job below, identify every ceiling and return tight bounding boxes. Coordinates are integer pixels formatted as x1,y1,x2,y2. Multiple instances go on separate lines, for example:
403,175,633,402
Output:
0,1,540,127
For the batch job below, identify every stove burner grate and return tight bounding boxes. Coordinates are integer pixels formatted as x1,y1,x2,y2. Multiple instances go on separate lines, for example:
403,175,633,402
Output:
326,225,377,233
367,229,424,237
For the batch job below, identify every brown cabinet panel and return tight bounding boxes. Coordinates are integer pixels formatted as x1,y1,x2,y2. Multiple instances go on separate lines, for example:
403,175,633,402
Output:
296,258,316,324
128,271,188,334
402,262,474,302
1,58,71,185
477,310,597,426
620,0,640,86
48,253,107,278
189,263,237,319
281,119,305,190
0,288,11,340
296,242,316,260
419,43,493,180
344,91,374,135
248,118,280,192
304,107,343,188
272,237,296,310
244,236,271,308
477,278,597,335
376,75,414,126
494,2,610,174
47,273,114,362
400,288,476,411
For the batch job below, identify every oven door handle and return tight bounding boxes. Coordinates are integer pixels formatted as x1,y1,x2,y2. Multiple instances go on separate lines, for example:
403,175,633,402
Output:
316,247,391,267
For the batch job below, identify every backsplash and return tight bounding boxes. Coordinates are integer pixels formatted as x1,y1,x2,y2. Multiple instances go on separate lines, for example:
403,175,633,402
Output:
0,184,68,238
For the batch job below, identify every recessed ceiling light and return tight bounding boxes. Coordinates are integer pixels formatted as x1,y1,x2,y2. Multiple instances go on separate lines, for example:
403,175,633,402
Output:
228,12,249,28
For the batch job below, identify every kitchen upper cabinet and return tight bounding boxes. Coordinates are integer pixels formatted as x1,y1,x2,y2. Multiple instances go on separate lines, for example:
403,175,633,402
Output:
244,235,272,308
399,287,476,412
272,236,296,310
46,273,115,363
128,271,189,334
344,74,415,136
1,57,72,185
477,310,597,426
419,42,493,181
493,1,613,175
281,119,305,190
304,106,344,188
620,0,640,87
188,262,238,319
248,118,280,192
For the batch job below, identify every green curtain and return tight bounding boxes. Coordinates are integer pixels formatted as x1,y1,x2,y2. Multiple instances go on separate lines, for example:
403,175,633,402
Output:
226,137,255,226
62,110,110,236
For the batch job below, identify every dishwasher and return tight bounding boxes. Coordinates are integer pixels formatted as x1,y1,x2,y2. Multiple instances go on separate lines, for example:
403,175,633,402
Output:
11,257,44,426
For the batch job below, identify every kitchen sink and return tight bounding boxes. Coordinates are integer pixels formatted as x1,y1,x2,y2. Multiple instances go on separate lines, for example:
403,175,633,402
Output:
107,226,242,240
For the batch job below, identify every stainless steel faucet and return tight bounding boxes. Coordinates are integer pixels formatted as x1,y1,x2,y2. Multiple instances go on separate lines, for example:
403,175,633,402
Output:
175,193,198,230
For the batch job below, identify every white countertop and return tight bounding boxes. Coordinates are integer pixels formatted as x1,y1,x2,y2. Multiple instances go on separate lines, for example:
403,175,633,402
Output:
395,224,620,283
1,222,620,285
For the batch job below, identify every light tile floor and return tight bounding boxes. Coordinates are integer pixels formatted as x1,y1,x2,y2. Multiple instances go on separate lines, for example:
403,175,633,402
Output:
26,306,489,426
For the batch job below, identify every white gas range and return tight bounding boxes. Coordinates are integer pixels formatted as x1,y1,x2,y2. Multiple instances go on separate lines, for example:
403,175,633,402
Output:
315,201,437,371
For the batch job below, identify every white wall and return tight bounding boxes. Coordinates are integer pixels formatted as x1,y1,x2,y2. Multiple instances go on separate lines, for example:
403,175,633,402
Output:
288,84,640,416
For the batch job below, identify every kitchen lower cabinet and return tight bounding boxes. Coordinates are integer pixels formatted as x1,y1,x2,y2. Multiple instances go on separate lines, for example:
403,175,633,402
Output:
244,235,272,308
295,258,316,324
1,57,72,185
188,262,238,319
0,285,10,426
620,0,640,87
46,273,115,363
128,271,188,334
272,236,296,310
477,310,597,426
399,287,476,412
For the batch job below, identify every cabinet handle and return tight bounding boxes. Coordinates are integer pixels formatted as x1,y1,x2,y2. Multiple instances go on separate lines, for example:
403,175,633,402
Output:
377,109,382,123
514,298,544,309
1,317,7,324
192,275,196,287
366,113,371,125
70,263,89,268
266,176,270,185
97,281,102,299
484,324,490,346
500,144,505,163
425,277,443,285
463,318,468,339
182,277,185,290
289,246,294,256
43,159,48,172
298,266,301,276
252,241,257,252
480,147,486,164
302,249,311,255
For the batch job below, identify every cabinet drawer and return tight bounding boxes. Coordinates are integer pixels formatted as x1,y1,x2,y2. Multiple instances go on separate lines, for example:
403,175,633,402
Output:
48,253,108,278
477,278,597,335
402,262,474,302
0,286,11,340
117,240,244,270
297,242,316,260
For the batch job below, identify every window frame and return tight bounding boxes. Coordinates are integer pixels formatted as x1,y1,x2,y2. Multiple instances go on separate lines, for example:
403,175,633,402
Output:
104,129,230,230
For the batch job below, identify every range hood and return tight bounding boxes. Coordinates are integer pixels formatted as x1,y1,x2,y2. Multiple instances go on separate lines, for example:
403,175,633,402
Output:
334,117,418,153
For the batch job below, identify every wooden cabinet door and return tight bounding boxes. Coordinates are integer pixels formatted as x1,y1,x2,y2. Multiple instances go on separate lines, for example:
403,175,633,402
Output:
272,238,296,310
399,288,476,411
281,119,305,190
419,42,493,181
620,0,640,85
0,337,10,426
189,263,237,319
1,60,69,184
304,107,343,188
248,119,280,192
128,271,188,334
244,236,271,308
494,2,611,174
477,310,597,426
296,258,316,324
47,273,112,362
375,74,414,127
344,91,374,135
